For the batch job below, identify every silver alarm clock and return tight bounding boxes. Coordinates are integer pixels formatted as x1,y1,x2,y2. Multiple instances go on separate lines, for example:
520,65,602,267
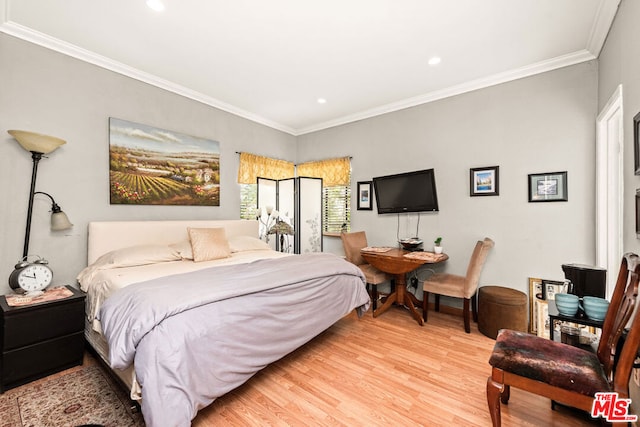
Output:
8,256,53,295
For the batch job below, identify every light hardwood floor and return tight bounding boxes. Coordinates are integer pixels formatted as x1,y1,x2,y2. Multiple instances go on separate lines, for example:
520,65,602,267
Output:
191,307,598,427
26,306,598,426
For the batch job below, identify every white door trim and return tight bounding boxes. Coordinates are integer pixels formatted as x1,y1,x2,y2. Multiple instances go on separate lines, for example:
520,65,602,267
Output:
596,84,623,298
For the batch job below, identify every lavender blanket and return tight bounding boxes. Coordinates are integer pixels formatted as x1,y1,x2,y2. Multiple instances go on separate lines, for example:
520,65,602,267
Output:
99,253,369,427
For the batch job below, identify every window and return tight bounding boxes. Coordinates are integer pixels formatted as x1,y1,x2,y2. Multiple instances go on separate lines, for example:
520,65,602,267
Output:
237,152,294,220
297,157,351,234
239,184,257,220
238,154,351,233
323,184,351,233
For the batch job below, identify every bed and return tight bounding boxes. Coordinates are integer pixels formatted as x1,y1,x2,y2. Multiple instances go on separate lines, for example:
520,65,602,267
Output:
77,219,370,427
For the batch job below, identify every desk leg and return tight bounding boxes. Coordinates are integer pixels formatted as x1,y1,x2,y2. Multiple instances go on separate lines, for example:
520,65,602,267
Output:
373,274,424,326
373,292,396,318
405,292,424,326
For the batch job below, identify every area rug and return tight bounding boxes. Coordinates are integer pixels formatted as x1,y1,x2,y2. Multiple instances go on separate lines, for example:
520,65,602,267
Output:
0,365,144,427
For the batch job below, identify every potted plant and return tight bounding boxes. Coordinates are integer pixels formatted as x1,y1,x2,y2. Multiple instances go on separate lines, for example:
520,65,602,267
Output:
434,237,443,254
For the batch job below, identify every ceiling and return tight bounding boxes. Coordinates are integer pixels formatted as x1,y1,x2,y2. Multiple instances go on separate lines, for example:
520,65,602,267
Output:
0,0,620,135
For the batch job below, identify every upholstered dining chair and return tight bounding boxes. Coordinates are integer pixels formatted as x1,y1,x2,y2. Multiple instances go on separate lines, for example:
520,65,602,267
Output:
422,237,494,333
340,231,390,311
486,253,640,427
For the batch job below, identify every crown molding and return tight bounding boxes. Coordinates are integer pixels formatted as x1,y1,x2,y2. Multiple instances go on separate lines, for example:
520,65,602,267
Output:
297,49,596,135
586,0,621,57
0,20,297,136
0,10,603,137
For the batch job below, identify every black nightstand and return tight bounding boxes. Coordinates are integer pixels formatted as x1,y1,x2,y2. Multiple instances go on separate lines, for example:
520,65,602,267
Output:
0,285,86,393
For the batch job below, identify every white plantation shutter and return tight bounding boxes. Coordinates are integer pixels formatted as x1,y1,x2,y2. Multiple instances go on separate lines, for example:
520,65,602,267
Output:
323,185,351,233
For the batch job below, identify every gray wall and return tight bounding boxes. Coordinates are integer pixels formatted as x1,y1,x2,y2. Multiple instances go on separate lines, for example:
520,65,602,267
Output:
298,61,599,301
599,0,640,256
597,0,640,412
0,34,297,295
0,32,600,304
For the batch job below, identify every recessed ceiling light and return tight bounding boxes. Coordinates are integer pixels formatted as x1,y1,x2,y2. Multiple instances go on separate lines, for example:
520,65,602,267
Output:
317,98,327,104
146,0,165,12
428,57,441,66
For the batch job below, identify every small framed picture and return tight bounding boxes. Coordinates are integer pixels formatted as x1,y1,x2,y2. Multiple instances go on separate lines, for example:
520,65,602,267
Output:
636,189,640,238
357,181,373,210
542,279,565,301
528,171,567,202
470,166,499,196
635,112,640,175
528,277,543,334
535,299,550,339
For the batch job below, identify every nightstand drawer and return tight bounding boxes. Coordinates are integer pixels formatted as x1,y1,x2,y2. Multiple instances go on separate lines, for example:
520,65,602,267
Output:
1,331,84,390
0,286,86,392
2,297,84,350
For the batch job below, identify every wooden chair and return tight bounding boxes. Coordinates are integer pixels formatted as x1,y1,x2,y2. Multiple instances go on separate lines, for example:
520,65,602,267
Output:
486,253,640,426
340,231,390,311
422,237,494,333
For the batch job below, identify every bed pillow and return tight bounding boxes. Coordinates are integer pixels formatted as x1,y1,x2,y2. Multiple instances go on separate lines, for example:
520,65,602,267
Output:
188,227,231,262
169,240,194,260
77,244,181,285
97,244,181,268
228,235,271,252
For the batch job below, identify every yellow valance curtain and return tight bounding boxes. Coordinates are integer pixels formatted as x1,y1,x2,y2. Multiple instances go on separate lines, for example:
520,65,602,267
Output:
237,152,295,184
296,157,351,187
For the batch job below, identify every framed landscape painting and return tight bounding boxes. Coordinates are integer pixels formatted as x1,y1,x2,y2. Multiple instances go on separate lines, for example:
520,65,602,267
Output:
109,118,220,205
470,166,499,196
357,181,373,210
528,171,567,202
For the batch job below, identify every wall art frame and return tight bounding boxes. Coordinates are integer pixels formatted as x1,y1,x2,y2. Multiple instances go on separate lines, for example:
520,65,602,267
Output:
535,299,550,339
635,112,640,175
470,165,499,196
357,181,373,210
109,118,220,206
542,279,565,301
528,171,567,202
528,277,543,334
636,189,640,238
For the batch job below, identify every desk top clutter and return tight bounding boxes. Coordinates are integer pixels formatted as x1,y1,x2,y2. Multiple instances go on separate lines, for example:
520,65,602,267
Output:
361,246,393,253
4,286,73,307
361,246,447,263
403,251,447,262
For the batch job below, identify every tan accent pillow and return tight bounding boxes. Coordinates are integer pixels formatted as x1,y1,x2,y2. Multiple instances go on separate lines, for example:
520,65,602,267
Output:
188,227,231,262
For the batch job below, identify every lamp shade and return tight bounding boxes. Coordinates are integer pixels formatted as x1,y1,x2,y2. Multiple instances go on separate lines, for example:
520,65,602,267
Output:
8,130,66,154
268,219,294,235
51,211,73,231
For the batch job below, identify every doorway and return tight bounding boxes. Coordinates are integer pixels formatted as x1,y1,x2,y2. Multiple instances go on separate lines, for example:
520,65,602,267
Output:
596,85,623,298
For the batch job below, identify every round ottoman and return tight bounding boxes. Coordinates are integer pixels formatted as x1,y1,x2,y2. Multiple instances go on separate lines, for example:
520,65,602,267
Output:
478,285,527,339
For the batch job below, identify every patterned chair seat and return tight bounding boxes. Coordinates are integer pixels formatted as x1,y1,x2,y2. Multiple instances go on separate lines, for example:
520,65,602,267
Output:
489,329,610,396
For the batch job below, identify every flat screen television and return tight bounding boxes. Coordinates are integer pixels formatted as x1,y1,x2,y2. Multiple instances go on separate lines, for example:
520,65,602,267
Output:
373,169,439,214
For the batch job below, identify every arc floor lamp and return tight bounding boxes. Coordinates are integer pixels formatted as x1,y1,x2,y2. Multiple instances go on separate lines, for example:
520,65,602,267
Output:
8,130,73,258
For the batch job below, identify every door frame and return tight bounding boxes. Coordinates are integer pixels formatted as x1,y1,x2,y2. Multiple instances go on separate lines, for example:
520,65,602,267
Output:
596,84,623,298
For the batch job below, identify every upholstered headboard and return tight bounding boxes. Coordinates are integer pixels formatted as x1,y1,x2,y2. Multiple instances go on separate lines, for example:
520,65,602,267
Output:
87,220,259,264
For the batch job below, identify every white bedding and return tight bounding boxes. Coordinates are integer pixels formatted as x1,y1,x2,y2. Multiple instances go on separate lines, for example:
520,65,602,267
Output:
79,249,288,333
79,220,369,426
78,220,285,399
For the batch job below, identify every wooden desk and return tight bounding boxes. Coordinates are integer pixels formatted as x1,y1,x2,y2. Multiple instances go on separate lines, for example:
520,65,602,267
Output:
361,248,448,326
